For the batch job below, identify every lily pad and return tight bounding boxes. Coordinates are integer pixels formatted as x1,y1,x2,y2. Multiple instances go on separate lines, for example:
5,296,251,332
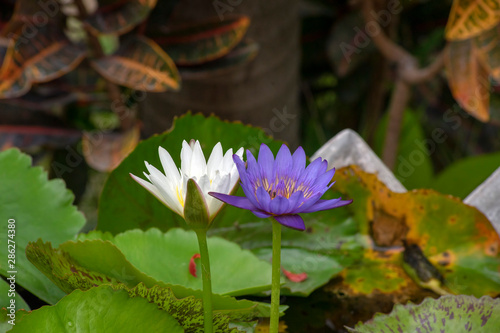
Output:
253,248,344,296
0,149,85,304
26,237,282,331
9,286,184,333
332,165,500,297
347,295,500,333
97,113,283,235
79,228,272,296
0,278,29,311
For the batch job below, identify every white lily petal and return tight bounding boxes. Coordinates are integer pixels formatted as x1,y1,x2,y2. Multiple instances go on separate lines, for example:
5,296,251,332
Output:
180,140,192,176
221,148,234,173
197,175,211,196
130,173,181,214
206,142,223,179
207,173,231,216
130,173,163,200
190,140,207,177
149,173,184,216
159,146,180,183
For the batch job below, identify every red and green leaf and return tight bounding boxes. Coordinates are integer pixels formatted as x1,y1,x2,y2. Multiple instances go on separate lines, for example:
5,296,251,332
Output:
86,0,158,36
154,15,250,66
91,35,180,92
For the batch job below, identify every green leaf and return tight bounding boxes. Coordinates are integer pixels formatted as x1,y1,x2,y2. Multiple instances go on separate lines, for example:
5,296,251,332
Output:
80,228,273,296
91,36,180,92
0,308,29,333
115,283,241,333
97,113,283,235
347,295,500,332
431,151,500,199
253,248,344,296
154,15,250,65
0,149,85,304
184,179,210,231
0,278,29,311
374,108,433,189
9,286,184,333
26,237,280,330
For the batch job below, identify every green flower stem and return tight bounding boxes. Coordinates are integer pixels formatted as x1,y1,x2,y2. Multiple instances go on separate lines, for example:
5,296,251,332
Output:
270,219,282,333
195,230,213,333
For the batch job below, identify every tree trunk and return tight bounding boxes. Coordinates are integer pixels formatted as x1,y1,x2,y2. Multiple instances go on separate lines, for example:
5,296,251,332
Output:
141,0,301,147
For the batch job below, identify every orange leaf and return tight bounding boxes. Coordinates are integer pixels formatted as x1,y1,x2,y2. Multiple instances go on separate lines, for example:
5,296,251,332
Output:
445,0,500,41
445,39,490,122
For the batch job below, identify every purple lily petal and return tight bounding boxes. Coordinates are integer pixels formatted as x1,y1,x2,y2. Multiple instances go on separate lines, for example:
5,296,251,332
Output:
258,143,274,181
274,214,305,231
208,192,257,211
301,198,353,213
256,186,271,212
275,145,293,179
285,191,304,214
214,144,352,231
270,195,289,215
291,146,306,176
253,210,272,218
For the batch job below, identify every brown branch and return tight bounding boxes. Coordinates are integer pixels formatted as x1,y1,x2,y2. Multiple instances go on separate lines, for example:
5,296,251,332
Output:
382,79,411,169
74,0,135,131
359,0,447,169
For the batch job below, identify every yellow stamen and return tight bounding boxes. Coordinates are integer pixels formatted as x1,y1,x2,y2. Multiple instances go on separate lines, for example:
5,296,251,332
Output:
176,186,185,207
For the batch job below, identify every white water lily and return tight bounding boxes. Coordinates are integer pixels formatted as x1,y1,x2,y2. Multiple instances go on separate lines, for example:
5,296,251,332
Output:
130,140,244,225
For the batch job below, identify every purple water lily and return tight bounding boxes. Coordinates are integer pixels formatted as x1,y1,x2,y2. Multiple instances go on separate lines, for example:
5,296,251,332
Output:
209,144,352,231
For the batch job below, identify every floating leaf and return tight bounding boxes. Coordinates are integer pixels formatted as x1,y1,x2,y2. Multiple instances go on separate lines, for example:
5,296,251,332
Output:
85,0,158,36
9,286,184,333
79,228,273,297
155,15,250,66
333,165,500,297
445,0,500,40
82,124,140,172
91,35,180,92
0,149,85,304
97,113,283,235
347,295,500,333
26,238,280,330
445,38,490,122
115,283,241,333
254,248,343,296
0,278,29,311
0,25,86,99
179,39,259,79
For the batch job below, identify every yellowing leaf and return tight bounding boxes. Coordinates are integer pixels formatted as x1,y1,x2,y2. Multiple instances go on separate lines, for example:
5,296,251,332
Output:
445,39,490,122
445,0,500,40
91,36,180,92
